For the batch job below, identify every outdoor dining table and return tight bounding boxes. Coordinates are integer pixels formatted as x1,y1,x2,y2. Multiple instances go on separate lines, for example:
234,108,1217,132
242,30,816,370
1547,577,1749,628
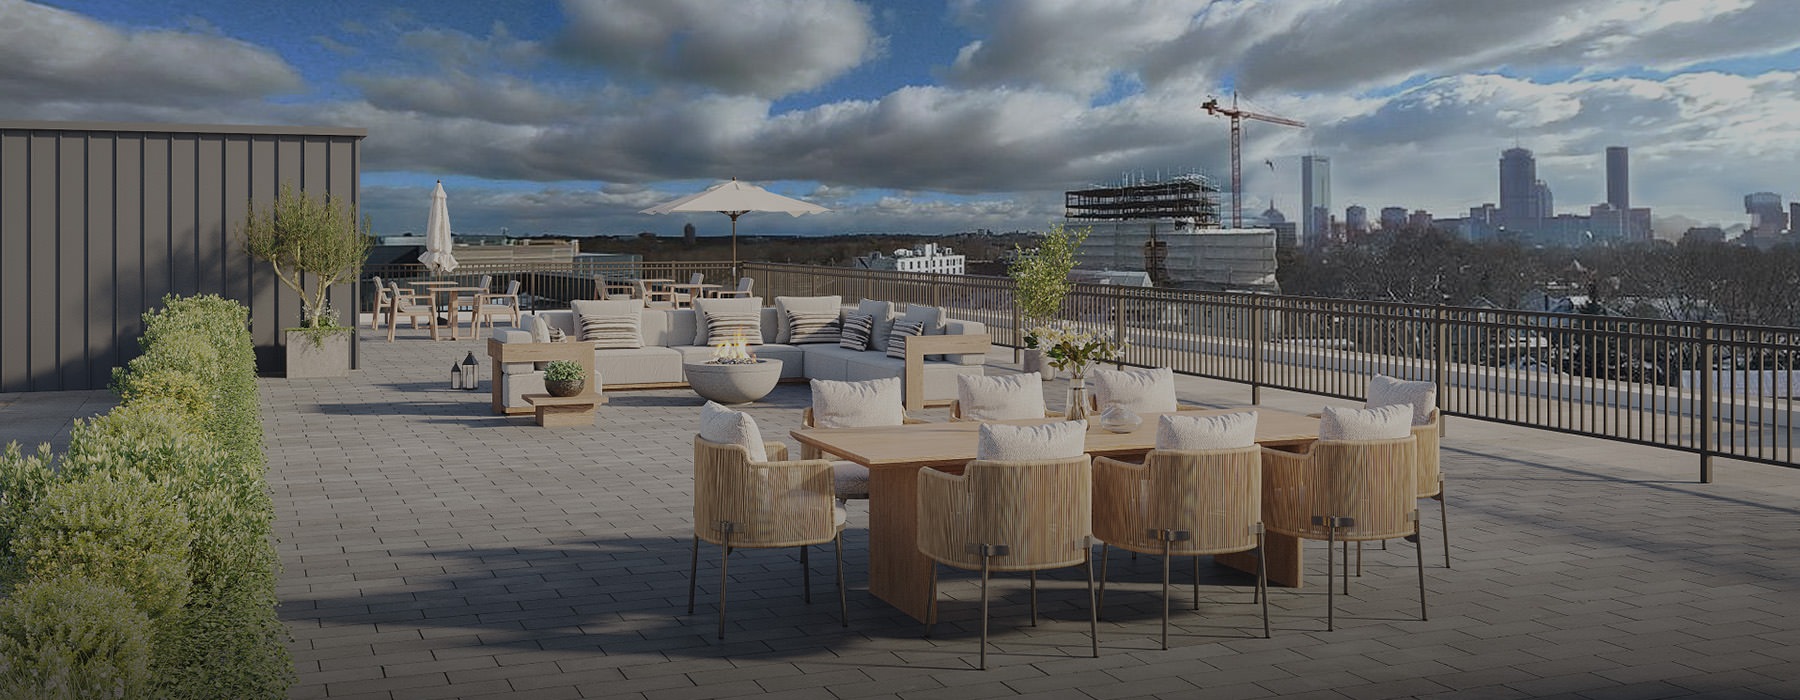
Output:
412,285,484,340
789,406,1321,624
668,282,719,306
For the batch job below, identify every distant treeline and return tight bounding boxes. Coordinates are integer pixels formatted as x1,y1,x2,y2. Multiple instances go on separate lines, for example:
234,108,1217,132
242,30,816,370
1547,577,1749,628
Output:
576,231,1036,267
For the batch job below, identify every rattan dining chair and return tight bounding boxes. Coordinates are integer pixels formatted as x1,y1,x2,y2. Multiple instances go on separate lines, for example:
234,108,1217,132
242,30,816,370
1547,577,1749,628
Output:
917,455,1097,669
800,407,926,505
688,436,847,639
1262,436,1424,631
1092,446,1268,648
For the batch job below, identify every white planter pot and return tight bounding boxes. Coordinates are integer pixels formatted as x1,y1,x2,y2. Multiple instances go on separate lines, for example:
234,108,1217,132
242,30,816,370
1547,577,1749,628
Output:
1021,348,1057,380
286,329,352,379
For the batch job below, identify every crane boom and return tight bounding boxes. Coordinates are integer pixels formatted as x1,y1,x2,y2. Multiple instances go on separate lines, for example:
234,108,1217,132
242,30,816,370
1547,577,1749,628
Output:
1202,93,1305,228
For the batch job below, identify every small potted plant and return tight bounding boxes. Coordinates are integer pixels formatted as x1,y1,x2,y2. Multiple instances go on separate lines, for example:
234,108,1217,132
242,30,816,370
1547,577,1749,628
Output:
239,184,372,378
1009,223,1090,378
1030,320,1128,418
543,360,586,397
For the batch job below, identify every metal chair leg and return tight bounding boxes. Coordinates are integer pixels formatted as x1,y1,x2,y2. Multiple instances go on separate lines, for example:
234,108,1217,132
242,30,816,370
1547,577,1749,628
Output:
835,532,848,627
1343,539,1352,593
1416,514,1429,621
1257,528,1270,638
1086,537,1098,659
1192,553,1201,611
802,545,811,604
1029,571,1038,627
687,535,700,615
718,530,732,640
1356,541,1363,577
1438,480,1451,568
979,550,992,670
1097,543,1109,613
1160,538,1172,650
1326,523,1336,632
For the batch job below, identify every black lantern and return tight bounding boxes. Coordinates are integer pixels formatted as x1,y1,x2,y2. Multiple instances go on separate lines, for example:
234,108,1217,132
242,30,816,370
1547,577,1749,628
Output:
449,360,463,390
460,351,480,390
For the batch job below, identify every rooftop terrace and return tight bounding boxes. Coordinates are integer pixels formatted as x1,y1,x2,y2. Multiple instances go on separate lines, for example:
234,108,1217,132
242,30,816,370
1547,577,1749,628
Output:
23,323,1774,699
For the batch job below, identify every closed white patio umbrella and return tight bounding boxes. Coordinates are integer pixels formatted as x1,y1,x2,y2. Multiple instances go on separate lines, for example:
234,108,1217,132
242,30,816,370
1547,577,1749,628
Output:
418,180,458,273
641,179,828,275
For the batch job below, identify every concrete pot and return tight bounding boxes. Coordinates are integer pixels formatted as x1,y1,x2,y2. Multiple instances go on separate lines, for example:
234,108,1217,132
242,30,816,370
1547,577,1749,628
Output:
286,329,352,378
545,378,585,397
683,359,784,404
1021,348,1057,380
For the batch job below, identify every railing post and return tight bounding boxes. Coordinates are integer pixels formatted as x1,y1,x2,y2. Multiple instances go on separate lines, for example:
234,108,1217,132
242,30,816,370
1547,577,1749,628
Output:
1114,293,1126,369
1699,321,1714,483
1434,305,1449,438
1012,304,1022,364
1249,296,1263,405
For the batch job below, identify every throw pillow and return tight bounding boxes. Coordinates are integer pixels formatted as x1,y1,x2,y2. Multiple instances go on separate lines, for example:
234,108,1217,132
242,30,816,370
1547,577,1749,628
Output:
548,326,567,343
703,309,763,346
839,313,874,351
810,377,905,428
530,315,553,344
1319,404,1413,441
570,299,643,348
956,373,1047,421
1155,411,1257,450
786,309,841,344
692,297,761,346
774,295,842,343
1365,374,1437,426
900,304,947,360
884,320,926,359
698,401,767,463
856,299,896,352
1089,366,1179,413
977,420,1088,461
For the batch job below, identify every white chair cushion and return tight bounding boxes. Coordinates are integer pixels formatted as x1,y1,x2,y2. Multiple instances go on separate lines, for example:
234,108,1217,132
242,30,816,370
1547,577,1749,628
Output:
810,377,904,428
831,461,870,499
1089,366,1178,413
1365,374,1437,426
1155,411,1257,450
699,401,766,463
774,295,842,343
856,299,895,351
957,373,1047,421
977,420,1088,461
1319,404,1413,441
692,298,762,346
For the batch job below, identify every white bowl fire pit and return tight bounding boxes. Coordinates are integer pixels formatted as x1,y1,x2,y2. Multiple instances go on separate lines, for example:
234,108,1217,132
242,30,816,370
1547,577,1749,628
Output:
683,333,783,404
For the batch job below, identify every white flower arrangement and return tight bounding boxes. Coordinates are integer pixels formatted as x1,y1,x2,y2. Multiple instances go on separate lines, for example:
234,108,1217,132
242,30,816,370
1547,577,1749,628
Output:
1024,320,1128,378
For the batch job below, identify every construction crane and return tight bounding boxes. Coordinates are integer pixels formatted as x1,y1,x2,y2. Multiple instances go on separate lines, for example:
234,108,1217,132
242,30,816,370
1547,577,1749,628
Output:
1202,92,1305,228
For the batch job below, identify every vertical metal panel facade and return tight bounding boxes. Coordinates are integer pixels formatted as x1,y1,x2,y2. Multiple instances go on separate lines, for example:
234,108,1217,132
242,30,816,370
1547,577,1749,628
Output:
0,121,367,391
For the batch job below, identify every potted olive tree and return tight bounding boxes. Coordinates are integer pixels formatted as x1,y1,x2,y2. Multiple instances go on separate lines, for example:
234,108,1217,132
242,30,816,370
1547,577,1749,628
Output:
240,184,372,378
1008,222,1089,378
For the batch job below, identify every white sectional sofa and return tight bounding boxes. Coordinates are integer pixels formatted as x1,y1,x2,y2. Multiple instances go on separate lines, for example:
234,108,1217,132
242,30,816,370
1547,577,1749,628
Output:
490,295,988,412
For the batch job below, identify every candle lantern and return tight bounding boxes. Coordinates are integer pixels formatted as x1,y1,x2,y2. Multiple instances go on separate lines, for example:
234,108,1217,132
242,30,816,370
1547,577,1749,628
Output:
460,351,481,390
449,361,463,390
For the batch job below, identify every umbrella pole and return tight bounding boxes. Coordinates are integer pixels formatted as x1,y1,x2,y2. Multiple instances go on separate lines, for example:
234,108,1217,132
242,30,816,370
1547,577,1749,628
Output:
729,212,741,279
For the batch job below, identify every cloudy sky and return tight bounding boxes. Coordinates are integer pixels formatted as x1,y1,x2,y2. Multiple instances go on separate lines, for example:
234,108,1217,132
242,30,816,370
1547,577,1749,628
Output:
6,0,1798,239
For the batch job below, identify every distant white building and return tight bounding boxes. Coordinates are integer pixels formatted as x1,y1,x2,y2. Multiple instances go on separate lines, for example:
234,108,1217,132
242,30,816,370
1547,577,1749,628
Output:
855,242,966,275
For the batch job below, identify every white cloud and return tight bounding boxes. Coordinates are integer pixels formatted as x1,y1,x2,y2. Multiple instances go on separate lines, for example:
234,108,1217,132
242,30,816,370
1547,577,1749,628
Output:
556,0,880,99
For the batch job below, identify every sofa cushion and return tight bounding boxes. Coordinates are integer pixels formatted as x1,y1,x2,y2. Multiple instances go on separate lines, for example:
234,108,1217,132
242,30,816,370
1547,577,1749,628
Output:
943,319,988,366
1089,366,1178,413
901,304,947,359
593,346,684,384
1155,411,1257,450
571,299,644,349
702,308,763,346
774,295,842,343
810,377,904,428
642,308,694,347
1319,404,1413,441
1365,374,1437,426
884,320,926,360
692,298,762,346
957,373,1047,421
977,420,1087,461
530,315,553,343
786,309,842,344
856,299,896,351
839,313,874,351
700,401,766,463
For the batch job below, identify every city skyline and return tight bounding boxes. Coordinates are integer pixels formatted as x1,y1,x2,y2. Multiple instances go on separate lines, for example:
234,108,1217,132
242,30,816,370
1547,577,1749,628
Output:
4,1,1799,238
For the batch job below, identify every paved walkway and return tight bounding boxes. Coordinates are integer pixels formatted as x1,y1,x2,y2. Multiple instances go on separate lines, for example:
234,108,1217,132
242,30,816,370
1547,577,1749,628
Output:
202,329,1800,697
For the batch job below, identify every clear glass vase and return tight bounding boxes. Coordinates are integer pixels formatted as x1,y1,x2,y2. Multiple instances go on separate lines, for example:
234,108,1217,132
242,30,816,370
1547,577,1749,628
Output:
1064,373,1093,420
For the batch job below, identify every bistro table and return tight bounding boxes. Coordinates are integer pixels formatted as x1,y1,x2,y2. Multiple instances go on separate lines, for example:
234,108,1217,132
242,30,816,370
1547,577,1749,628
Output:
413,285,485,340
790,407,1320,623
668,282,720,306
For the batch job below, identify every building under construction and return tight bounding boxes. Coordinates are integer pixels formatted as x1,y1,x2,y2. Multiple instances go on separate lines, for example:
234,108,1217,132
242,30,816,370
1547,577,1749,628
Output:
1064,174,1277,292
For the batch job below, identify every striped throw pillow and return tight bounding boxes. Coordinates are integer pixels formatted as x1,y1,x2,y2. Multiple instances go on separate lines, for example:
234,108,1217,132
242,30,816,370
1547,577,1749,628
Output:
547,326,567,343
579,313,642,349
839,313,874,351
787,310,841,344
885,320,926,359
704,310,763,346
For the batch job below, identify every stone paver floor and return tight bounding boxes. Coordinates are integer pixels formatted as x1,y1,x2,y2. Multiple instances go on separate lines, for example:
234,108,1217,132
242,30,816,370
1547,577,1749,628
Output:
100,327,1800,698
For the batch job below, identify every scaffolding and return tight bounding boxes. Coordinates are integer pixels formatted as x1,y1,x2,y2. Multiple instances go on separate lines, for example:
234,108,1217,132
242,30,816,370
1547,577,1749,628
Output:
1064,175,1222,226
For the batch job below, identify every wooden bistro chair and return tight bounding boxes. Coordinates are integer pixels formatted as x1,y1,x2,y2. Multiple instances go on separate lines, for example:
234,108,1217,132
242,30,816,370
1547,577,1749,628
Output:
369,275,391,328
688,437,847,640
710,277,756,299
917,455,1097,669
634,279,677,308
385,283,438,342
474,279,524,333
1092,446,1269,648
1262,436,1424,631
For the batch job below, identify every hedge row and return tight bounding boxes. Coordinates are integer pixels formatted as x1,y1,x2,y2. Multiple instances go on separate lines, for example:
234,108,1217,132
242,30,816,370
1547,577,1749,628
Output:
0,294,291,699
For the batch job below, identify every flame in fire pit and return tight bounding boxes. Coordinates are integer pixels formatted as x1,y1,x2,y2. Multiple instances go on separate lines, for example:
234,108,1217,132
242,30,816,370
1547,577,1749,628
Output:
710,332,758,365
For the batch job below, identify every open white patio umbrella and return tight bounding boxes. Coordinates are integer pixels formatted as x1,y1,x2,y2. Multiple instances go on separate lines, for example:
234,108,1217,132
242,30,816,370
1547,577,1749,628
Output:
418,180,458,273
641,178,828,275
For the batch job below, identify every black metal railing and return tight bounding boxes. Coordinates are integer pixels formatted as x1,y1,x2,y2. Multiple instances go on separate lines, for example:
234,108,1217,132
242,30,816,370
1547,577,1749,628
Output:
361,261,739,312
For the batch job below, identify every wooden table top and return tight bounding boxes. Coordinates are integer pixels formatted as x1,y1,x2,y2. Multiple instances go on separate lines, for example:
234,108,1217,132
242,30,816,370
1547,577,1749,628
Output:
790,407,1318,469
408,280,461,287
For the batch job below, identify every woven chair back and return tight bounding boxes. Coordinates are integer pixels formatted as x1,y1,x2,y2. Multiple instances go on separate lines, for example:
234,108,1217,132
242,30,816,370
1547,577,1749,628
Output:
693,437,836,549
1093,446,1260,556
1264,437,1417,542
917,455,1092,573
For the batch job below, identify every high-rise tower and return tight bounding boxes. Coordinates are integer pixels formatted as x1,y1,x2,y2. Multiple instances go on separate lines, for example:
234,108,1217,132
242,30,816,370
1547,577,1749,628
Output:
1499,147,1537,226
1605,146,1629,210
1301,155,1330,245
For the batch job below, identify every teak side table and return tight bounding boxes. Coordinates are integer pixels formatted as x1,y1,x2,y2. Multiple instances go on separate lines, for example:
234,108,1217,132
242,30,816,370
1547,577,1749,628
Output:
522,394,597,427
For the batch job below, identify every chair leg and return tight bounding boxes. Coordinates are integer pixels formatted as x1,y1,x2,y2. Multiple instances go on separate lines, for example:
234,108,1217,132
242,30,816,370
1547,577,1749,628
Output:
1257,528,1270,639
1438,480,1451,569
687,535,700,615
1160,538,1172,650
1096,543,1109,613
1356,540,1363,577
835,532,848,628
718,532,733,640
1326,523,1337,632
802,545,812,604
1086,537,1098,659
1192,554,1200,611
979,550,992,670
1416,514,1429,622
1029,571,1038,627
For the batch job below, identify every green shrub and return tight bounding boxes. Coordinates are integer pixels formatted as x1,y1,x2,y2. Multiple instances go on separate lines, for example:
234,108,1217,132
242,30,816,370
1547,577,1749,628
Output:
0,576,153,700
13,468,193,627
0,443,59,589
